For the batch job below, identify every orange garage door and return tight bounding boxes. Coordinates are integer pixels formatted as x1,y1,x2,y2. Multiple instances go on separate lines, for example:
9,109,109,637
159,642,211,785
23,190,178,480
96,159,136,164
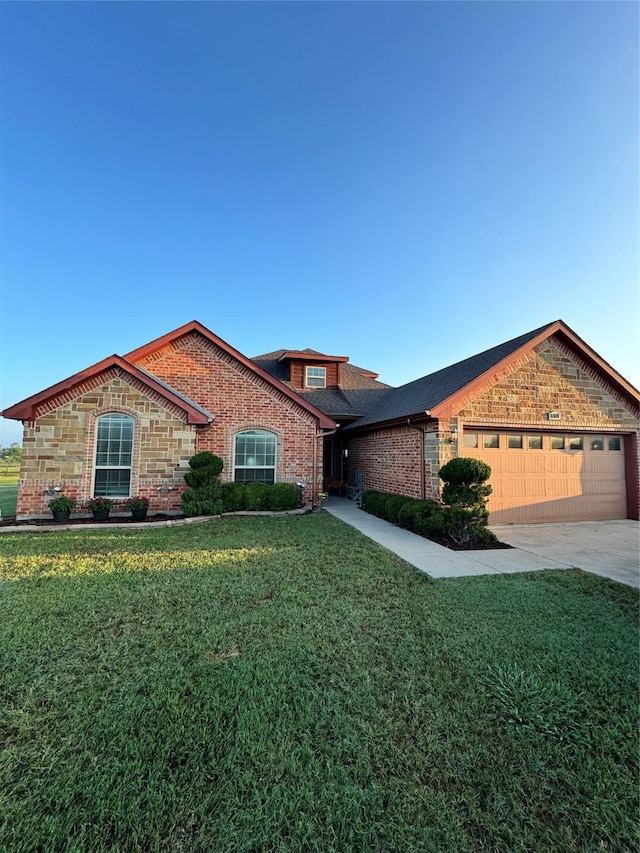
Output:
462,431,627,523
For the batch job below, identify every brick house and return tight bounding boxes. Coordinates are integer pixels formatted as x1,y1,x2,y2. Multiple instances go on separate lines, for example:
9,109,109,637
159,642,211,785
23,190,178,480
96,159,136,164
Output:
3,319,639,522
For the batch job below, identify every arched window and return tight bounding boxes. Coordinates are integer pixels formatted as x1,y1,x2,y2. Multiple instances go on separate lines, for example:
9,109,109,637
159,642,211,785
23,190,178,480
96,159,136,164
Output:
94,413,134,497
234,430,276,484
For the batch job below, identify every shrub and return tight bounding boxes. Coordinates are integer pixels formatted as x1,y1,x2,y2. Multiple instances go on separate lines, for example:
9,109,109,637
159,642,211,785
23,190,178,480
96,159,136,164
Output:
243,482,271,511
438,457,493,545
182,452,225,516
184,453,224,489
398,499,441,532
221,482,246,513
266,482,302,511
441,505,490,546
439,457,492,507
380,494,413,524
49,495,75,513
362,490,385,515
188,451,224,475
181,483,223,517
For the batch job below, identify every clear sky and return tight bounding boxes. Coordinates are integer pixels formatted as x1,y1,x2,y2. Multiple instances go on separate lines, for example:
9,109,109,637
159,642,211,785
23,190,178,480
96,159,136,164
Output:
1,1,638,447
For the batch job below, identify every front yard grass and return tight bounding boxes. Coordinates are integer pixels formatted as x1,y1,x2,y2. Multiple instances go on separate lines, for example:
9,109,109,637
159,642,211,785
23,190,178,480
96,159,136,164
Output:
0,513,637,852
0,483,18,518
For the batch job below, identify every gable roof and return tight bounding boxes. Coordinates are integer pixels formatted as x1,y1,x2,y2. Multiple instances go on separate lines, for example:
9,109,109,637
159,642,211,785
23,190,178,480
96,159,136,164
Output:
126,321,337,429
345,320,640,430
1,355,214,424
252,348,390,419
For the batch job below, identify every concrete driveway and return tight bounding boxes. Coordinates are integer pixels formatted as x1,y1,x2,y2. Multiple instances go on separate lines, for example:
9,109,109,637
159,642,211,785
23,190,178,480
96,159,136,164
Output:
489,520,640,588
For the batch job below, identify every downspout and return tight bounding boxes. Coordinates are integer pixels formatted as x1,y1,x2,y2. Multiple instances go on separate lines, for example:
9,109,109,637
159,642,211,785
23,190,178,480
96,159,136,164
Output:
407,418,426,500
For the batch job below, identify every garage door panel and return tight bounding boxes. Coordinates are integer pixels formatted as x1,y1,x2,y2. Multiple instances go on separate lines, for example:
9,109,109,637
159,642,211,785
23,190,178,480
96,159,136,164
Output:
463,432,627,523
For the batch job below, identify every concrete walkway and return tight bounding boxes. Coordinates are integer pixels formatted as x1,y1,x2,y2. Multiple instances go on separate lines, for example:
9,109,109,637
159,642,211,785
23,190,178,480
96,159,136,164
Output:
323,497,640,587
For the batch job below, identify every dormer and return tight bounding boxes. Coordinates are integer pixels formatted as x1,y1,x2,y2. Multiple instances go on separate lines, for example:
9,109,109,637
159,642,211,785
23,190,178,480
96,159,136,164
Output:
277,350,350,391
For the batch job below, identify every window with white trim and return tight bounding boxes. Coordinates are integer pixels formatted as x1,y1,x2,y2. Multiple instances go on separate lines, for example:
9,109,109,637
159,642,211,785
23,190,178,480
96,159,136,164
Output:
94,413,134,497
234,430,276,484
305,366,326,388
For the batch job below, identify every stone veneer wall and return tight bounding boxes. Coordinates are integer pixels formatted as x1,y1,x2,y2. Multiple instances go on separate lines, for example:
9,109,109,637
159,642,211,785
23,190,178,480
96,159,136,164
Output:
17,371,196,518
453,339,639,432
345,337,639,512
133,332,322,505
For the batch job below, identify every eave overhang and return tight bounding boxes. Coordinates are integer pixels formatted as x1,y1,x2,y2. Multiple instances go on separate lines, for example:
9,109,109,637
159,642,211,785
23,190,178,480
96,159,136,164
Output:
124,320,337,430
1,355,213,425
429,320,639,419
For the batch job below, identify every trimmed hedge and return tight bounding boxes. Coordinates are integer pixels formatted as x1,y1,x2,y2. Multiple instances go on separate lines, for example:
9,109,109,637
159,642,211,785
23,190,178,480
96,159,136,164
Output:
361,488,497,547
221,481,302,513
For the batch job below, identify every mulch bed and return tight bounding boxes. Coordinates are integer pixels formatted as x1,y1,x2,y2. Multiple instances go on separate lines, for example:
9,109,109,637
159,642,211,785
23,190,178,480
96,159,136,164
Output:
428,535,512,551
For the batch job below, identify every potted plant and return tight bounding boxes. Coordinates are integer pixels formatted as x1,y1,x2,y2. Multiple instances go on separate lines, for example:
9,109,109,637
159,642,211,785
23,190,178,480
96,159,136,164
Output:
126,495,149,521
49,494,75,522
87,496,113,521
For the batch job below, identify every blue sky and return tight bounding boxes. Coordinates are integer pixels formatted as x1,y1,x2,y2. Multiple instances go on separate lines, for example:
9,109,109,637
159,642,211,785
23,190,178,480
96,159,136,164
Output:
1,1,638,446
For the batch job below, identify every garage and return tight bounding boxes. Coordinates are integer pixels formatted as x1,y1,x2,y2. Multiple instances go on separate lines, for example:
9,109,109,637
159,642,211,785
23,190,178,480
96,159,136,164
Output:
462,430,628,523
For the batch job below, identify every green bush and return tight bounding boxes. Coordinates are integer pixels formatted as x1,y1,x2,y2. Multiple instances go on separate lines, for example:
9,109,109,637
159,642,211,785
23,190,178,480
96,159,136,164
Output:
439,457,491,486
266,482,302,511
439,457,492,507
361,490,385,515
181,483,223,516
243,482,271,511
441,505,490,546
380,494,413,524
221,482,246,512
182,452,225,516
398,499,441,532
188,451,224,475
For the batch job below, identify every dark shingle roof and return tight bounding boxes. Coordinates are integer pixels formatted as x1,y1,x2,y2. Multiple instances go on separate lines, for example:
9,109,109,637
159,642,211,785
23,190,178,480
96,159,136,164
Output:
344,322,556,429
251,350,390,418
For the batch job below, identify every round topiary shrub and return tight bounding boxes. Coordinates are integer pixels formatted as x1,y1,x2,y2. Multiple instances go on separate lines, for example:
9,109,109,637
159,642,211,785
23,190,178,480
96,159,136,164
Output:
182,451,225,516
362,490,385,516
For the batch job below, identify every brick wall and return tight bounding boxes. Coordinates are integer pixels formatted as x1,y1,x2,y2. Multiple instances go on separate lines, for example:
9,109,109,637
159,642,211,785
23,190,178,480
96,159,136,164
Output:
16,332,325,517
345,338,639,513
133,332,321,503
17,372,196,518
345,426,425,498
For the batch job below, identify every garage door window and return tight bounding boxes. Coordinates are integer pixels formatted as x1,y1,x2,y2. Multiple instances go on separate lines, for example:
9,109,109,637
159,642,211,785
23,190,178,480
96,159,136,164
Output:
507,435,523,449
528,435,543,450
483,434,499,449
590,437,604,451
463,433,478,448
608,436,621,451
551,436,565,450
568,436,583,451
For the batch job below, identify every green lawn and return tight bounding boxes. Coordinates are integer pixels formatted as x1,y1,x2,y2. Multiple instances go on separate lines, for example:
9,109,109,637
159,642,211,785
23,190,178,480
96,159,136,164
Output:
0,484,18,518
0,514,637,852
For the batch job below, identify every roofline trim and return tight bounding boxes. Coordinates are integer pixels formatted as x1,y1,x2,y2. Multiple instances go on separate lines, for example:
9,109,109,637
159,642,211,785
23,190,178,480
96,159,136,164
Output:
1,355,213,424
430,320,639,417
124,320,336,429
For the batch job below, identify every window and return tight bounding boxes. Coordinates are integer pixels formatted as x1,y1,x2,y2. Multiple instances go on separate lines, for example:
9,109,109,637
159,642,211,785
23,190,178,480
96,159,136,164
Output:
234,430,276,484
507,435,523,449
305,366,326,388
94,413,134,497
590,437,604,451
528,435,543,450
550,436,565,450
463,433,478,449
483,434,499,449
568,436,583,451
608,436,621,451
